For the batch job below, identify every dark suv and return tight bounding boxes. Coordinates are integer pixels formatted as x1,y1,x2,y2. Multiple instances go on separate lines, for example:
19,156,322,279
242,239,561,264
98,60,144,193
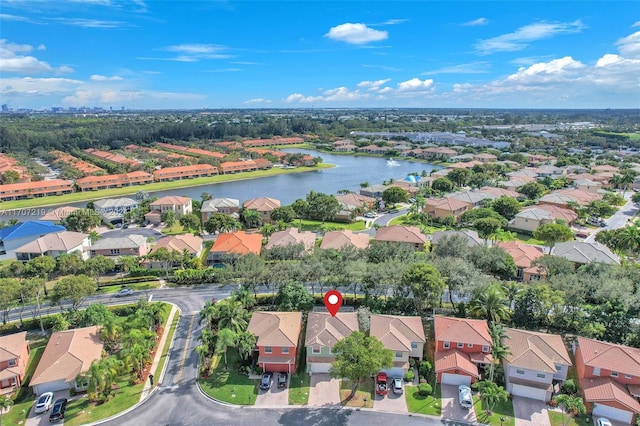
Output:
49,398,67,423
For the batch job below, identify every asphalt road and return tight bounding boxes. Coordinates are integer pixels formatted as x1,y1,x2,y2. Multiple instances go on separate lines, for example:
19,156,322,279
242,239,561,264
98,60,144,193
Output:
585,194,639,242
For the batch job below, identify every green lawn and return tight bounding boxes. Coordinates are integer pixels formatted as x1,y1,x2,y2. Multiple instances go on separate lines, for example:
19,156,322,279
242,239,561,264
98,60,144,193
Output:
198,349,257,405
297,219,367,232
97,280,160,294
339,377,374,408
0,164,334,210
288,372,310,405
472,395,516,426
405,383,442,416
514,233,546,246
161,224,199,235
548,411,591,426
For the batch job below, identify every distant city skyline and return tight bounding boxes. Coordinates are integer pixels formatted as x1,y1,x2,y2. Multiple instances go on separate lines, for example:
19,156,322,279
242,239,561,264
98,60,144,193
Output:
1,1,639,110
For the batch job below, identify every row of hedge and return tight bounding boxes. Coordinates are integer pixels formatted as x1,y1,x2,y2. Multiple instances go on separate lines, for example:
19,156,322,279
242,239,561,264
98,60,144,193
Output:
98,275,159,287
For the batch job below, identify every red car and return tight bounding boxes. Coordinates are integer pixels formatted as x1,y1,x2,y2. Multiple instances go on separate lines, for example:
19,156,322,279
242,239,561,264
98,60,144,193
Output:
375,372,388,395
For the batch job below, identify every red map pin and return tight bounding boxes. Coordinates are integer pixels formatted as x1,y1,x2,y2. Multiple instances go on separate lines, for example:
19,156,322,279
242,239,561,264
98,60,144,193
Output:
324,290,343,317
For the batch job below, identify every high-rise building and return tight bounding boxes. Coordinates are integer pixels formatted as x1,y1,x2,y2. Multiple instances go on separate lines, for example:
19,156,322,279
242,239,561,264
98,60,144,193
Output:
1,104,8,112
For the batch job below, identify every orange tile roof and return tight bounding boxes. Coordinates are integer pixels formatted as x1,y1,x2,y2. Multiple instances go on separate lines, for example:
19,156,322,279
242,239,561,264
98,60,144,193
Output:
151,234,203,255
76,171,152,185
435,350,480,376
375,225,427,245
0,179,73,192
320,230,370,250
581,377,640,413
434,315,491,347
243,197,281,211
0,331,27,363
247,311,302,347
150,195,192,206
424,197,470,212
497,241,544,270
305,312,359,347
577,337,640,377
265,228,316,251
504,328,571,373
153,164,217,175
522,204,578,223
211,231,262,255
369,314,425,352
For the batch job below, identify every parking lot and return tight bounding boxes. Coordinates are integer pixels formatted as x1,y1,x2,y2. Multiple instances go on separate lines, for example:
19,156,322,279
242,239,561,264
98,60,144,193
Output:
440,384,477,424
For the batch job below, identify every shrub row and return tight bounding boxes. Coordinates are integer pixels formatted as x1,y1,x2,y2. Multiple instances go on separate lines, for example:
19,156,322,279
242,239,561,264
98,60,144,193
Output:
99,276,159,287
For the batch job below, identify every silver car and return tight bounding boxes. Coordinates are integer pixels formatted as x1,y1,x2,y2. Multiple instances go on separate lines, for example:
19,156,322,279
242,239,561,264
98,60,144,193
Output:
34,392,54,413
458,385,473,409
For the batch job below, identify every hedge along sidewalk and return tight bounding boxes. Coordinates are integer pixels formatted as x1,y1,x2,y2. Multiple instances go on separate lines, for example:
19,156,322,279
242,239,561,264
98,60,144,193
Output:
139,304,179,401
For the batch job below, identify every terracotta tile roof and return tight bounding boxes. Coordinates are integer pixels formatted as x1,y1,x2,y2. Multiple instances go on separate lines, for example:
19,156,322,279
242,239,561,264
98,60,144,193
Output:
151,234,203,255
305,312,359,348
0,179,73,192
369,314,425,352
201,198,240,212
435,350,480,376
335,193,376,208
39,206,81,222
247,312,302,347
375,225,427,245
153,164,218,175
577,336,640,376
30,326,103,386
0,331,27,363
434,316,491,347
76,171,153,185
581,377,640,413
320,230,370,250
504,328,571,373
156,143,225,159
265,228,316,252
556,189,602,204
477,186,520,198
424,197,470,212
522,204,578,223
211,231,262,256
243,197,281,211
497,241,544,270
15,231,88,254
150,195,192,207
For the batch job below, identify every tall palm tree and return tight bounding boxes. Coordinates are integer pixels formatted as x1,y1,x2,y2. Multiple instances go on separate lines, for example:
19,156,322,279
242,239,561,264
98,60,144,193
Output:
488,323,511,382
216,328,237,368
100,319,123,353
469,284,510,324
501,281,521,311
214,300,249,333
0,394,14,425
195,344,210,374
229,286,256,309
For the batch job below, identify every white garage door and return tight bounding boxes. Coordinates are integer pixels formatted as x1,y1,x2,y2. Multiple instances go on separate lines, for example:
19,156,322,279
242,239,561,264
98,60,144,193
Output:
34,379,68,395
511,384,548,401
441,373,471,386
310,363,332,374
593,403,633,423
382,368,404,379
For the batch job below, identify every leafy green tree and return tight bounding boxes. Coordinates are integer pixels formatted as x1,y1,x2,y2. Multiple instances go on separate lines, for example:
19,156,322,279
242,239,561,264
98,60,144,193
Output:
533,223,574,251
473,218,503,243
270,206,296,223
274,281,314,311
56,252,84,275
78,303,116,327
382,186,409,205
161,210,175,227
306,191,341,223
83,255,116,286
553,394,586,425
62,209,101,232
446,168,471,187
632,191,640,204
1,170,20,184
433,234,471,258
469,245,517,279
51,274,96,311
469,284,510,324
490,196,521,220
587,200,616,218
517,182,546,200
431,177,454,193
147,247,180,278
216,328,237,368
236,331,257,362
204,213,241,234
329,331,393,398
0,393,15,424
0,278,20,324
460,208,506,227
179,213,201,230
531,254,575,277
475,380,508,414
240,208,262,228
399,263,445,315
24,255,56,296
291,198,309,223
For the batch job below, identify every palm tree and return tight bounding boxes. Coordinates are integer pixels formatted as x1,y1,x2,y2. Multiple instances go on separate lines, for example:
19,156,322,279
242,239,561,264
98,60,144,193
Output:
229,286,256,309
122,343,150,380
236,331,257,362
469,285,510,324
199,300,218,329
213,300,249,333
488,323,511,382
501,281,521,311
240,208,262,229
216,328,237,368
260,223,276,238
0,394,14,425
100,319,123,353
617,224,640,258
554,394,586,426
195,344,210,374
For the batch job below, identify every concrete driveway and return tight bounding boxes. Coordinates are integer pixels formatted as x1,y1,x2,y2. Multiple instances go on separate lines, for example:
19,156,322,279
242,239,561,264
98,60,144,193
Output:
25,389,70,426
254,375,289,406
441,384,477,424
308,374,340,406
373,388,408,413
512,396,551,426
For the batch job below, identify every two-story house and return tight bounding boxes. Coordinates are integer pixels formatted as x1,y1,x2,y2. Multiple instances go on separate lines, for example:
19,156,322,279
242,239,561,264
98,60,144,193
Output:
145,196,193,224
200,198,240,224
374,226,427,252
434,315,492,385
242,197,281,224
575,336,640,424
423,198,470,221
369,314,426,378
247,312,302,374
0,331,29,395
503,328,572,401
89,234,149,259
305,312,359,374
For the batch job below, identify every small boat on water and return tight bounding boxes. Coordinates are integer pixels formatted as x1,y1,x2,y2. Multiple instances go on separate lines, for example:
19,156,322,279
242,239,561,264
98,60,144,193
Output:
386,158,399,166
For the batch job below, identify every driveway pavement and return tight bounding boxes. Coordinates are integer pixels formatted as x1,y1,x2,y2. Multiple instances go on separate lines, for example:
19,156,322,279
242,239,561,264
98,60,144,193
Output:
440,384,477,424
254,376,289,406
512,396,550,426
373,387,408,413
25,389,70,426
308,374,340,406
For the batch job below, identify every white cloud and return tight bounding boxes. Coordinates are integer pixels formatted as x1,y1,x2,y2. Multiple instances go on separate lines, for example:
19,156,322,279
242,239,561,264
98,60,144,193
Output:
324,23,388,45
381,19,408,25
1,77,82,96
51,18,128,28
90,74,123,81
139,43,232,62
244,98,272,104
165,44,225,54
422,62,491,75
633,21,640,28
397,78,434,92
0,14,40,24
615,31,640,58
475,20,585,54
0,39,73,74
357,78,391,91
462,17,488,26
37,44,46,50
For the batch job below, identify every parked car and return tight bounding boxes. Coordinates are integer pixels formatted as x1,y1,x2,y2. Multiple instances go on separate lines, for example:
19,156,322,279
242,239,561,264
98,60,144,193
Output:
123,223,129,229
596,419,612,426
364,213,376,218
391,377,403,395
600,221,607,227
114,288,134,298
277,372,288,389
375,372,388,395
259,373,272,390
34,392,54,414
575,232,588,239
458,385,473,409
49,398,67,423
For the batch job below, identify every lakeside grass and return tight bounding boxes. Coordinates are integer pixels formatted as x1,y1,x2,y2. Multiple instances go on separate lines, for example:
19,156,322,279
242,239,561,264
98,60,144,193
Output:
0,164,334,211
405,383,442,416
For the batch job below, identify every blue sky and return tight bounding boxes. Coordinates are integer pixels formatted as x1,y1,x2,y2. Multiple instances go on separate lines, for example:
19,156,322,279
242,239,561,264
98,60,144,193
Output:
1,1,639,109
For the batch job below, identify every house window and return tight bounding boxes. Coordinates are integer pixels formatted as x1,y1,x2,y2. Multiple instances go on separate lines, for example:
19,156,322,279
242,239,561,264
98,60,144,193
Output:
282,347,289,354
110,249,120,255
7,359,16,367
626,374,632,379
611,371,619,378
555,364,563,371
457,342,464,348
516,369,525,375
593,367,600,376
265,347,272,354
411,342,418,350
482,345,490,353
467,343,473,348
443,341,450,349
90,250,96,256
537,373,546,379
395,351,403,358
312,347,320,354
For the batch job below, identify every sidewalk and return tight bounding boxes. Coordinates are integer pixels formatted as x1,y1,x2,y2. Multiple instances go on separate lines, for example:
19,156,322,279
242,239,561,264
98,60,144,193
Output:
140,304,179,401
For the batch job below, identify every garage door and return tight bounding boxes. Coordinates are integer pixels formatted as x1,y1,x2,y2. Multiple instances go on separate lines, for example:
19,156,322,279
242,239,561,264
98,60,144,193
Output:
34,380,68,395
382,368,404,379
441,373,471,386
310,363,331,374
511,384,548,401
593,403,633,423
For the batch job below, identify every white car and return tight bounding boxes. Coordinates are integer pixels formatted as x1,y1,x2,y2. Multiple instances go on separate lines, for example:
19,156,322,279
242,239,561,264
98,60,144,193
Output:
114,288,134,298
458,385,473,409
34,392,54,413
597,419,612,426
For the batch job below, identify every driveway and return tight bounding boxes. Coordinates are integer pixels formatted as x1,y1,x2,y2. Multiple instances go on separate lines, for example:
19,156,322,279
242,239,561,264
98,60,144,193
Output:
373,387,408,413
25,389,70,426
254,376,289,406
441,384,477,424
512,396,551,426
308,374,340,406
